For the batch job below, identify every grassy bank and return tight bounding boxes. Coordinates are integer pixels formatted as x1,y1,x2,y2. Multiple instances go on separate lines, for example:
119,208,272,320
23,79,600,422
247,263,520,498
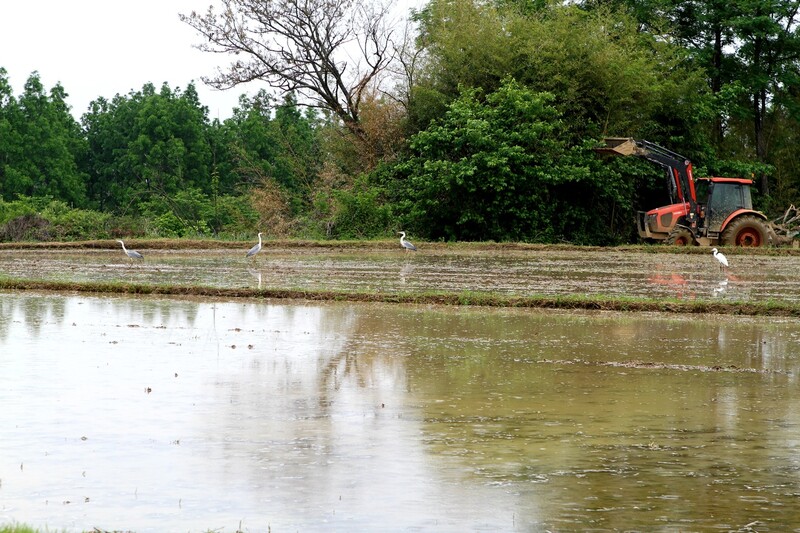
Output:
0,526,39,533
1,278,799,317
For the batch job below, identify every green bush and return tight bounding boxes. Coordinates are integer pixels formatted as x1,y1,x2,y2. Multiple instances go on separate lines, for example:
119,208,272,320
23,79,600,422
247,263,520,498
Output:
382,80,637,244
211,193,260,237
0,197,112,241
152,211,186,237
0,197,47,226
41,200,111,240
330,178,393,239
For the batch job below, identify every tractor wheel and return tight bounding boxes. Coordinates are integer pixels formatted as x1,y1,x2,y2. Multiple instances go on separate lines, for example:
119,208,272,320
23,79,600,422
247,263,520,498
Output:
665,226,695,246
721,215,769,247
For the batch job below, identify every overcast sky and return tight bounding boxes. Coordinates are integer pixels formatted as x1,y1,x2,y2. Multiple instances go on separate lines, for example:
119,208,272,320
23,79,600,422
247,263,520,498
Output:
1,0,419,122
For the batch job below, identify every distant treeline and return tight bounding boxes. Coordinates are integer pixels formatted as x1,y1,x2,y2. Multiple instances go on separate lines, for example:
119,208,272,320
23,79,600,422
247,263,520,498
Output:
1,0,798,244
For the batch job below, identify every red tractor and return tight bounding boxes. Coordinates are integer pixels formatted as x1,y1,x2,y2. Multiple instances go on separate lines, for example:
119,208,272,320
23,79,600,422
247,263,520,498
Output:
598,138,798,247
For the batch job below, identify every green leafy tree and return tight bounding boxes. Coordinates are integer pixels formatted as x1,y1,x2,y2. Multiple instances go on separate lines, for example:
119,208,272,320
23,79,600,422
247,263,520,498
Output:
129,83,211,197
586,0,800,200
229,92,321,191
387,79,633,243
82,82,212,212
221,91,323,217
729,0,800,196
272,93,322,199
82,94,136,211
0,70,87,205
0,68,25,201
409,1,707,145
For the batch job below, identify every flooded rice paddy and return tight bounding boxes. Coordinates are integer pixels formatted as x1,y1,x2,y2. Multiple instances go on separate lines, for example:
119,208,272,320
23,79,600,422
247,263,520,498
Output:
3,289,800,531
1,246,800,302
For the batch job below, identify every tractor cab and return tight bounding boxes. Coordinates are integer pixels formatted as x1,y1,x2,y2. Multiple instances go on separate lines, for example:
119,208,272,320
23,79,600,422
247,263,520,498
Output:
694,177,755,235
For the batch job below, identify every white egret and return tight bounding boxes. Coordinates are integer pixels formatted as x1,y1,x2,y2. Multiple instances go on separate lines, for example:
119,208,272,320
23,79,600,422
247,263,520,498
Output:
116,240,143,262
711,247,728,271
398,231,417,252
246,232,263,259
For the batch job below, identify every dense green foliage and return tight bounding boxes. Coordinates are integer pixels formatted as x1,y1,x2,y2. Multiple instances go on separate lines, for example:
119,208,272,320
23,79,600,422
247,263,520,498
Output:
386,80,637,243
1,0,799,244
0,72,88,205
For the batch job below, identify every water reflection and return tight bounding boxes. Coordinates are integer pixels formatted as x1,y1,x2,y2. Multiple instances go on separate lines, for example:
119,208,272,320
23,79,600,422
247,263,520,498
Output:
399,261,415,285
247,267,262,289
0,294,67,340
713,277,729,296
1,292,800,531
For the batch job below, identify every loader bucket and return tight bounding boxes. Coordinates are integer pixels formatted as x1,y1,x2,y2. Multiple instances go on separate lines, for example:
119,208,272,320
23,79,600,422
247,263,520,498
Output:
595,137,638,156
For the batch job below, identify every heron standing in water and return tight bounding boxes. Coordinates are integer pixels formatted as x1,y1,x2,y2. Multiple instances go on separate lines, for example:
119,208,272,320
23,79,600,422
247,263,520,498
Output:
711,247,728,272
247,232,263,259
116,239,144,263
398,231,417,252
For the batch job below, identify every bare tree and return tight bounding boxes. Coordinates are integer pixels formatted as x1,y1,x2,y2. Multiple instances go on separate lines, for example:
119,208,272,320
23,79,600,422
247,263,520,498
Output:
386,14,425,113
181,0,397,143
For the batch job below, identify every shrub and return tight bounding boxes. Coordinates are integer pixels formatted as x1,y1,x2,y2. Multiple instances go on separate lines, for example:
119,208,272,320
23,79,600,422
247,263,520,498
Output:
0,214,51,241
249,180,295,238
0,197,46,226
329,177,393,239
211,193,260,237
41,200,111,240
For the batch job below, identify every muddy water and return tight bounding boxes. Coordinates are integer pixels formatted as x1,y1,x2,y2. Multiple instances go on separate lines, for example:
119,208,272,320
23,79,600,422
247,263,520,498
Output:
2,247,800,301
2,292,800,531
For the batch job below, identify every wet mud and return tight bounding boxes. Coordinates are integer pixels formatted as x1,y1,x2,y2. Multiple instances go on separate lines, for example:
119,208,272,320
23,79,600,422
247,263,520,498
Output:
1,246,800,308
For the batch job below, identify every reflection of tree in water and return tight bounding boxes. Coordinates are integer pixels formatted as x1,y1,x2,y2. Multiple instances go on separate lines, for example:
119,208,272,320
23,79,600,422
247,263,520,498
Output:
199,304,363,508
84,296,203,328
166,302,800,528
0,293,217,345
0,293,67,340
317,318,391,396
400,310,800,528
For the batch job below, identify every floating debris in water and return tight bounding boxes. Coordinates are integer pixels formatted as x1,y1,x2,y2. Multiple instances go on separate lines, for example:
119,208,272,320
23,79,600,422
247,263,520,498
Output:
537,358,787,374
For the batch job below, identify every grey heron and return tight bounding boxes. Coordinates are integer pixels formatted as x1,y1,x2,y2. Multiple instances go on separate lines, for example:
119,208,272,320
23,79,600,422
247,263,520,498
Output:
246,232,263,259
116,239,143,261
711,247,728,271
398,231,417,252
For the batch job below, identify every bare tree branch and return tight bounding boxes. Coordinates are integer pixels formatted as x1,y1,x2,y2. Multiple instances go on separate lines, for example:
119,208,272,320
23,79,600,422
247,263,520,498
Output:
180,0,398,141
385,14,426,111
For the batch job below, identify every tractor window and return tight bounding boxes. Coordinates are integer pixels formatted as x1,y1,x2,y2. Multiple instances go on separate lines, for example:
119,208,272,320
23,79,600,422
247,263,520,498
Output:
707,183,745,231
694,180,709,204
712,184,745,211
742,186,753,208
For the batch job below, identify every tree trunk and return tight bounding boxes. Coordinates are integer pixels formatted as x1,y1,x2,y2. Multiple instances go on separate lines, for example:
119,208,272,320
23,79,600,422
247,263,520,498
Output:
711,25,724,146
755,87,770,195
752,28,769,196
